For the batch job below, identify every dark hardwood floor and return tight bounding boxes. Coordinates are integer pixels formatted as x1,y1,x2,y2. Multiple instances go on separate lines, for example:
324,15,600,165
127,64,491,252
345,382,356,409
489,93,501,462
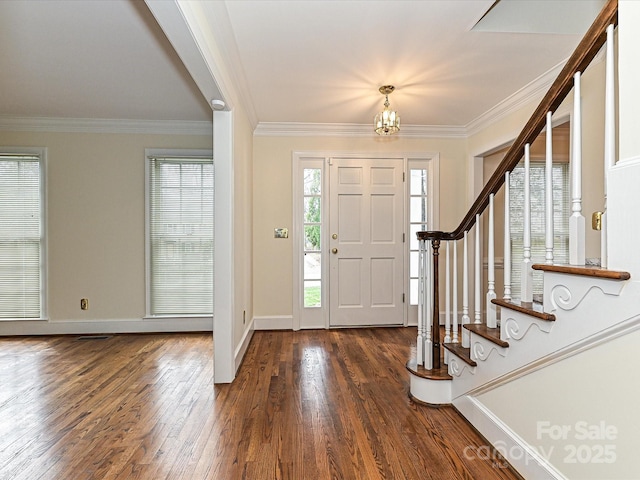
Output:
0,328,520,479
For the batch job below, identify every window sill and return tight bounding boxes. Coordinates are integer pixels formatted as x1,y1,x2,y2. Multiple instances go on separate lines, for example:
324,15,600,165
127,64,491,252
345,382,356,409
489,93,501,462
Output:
0,317,49,322
143,315,213,322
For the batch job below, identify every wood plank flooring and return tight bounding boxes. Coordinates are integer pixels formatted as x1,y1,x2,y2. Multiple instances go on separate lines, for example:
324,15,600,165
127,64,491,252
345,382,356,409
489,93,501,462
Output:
0,329,521,479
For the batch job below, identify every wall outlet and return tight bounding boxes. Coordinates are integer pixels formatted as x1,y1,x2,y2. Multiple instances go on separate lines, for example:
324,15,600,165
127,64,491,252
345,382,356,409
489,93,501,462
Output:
80,298,89,310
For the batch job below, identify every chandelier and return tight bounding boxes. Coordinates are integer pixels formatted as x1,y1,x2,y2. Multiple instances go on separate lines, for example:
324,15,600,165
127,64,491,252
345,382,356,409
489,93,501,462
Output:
374,85,400,135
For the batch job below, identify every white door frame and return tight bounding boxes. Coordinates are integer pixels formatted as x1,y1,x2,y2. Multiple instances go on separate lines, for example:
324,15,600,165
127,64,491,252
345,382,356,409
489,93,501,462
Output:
293,151,440,330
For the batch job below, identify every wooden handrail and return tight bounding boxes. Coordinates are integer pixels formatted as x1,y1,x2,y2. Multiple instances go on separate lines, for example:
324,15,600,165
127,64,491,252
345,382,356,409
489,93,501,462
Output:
418,0,618,242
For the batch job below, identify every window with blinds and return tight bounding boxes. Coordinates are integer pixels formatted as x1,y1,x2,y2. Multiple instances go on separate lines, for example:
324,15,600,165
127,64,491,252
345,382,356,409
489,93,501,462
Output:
509,161,570,298
147,154,213,316
0,151,45,319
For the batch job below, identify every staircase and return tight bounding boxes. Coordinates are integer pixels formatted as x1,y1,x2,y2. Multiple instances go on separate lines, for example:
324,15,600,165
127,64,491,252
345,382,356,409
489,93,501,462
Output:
443,264,633,397
407,1,640,478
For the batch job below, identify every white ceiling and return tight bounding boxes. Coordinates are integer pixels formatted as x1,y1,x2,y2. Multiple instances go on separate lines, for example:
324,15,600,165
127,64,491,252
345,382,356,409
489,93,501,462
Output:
0,0,606,131
0,0,211,122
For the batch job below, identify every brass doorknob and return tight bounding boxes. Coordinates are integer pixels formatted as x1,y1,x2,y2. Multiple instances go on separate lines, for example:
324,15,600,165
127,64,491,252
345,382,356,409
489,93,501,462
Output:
331,248,338,254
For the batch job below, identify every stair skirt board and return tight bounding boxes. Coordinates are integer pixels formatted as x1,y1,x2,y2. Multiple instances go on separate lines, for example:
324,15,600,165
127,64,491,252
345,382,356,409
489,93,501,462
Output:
454,396,566,480
409,308,640,405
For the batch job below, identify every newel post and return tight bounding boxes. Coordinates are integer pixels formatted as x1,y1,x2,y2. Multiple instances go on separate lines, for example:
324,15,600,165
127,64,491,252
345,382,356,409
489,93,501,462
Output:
431,238,441,370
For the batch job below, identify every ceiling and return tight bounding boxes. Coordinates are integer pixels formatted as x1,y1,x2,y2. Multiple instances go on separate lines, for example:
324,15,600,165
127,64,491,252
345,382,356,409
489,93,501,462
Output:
0,0,606,131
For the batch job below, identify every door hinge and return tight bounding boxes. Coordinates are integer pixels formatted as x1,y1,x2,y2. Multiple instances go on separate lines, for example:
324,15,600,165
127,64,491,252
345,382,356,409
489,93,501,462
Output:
402,293,405,303
403,172,405,182
403,233,405,243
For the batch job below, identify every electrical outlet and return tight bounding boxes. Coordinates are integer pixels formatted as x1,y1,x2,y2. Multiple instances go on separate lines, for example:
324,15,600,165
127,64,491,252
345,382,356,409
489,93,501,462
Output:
80,298,89,310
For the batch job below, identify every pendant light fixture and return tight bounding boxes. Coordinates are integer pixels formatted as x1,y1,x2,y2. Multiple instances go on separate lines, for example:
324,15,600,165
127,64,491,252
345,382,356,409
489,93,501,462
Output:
374,85,400,135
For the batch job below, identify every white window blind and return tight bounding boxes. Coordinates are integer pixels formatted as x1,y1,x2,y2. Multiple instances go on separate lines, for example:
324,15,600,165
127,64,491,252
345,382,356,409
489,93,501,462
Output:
510,161,569,298
148,156,213,316
0,153,44,319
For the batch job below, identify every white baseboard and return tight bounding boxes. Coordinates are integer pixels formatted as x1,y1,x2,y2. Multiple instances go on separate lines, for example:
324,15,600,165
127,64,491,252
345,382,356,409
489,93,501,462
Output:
235,317,255,372
253,315,294,330
454,395,566,480
0,317,213,336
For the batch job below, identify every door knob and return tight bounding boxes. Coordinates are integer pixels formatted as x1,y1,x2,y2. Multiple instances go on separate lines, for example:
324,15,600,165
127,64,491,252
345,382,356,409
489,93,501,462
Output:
332,233,338,239
331,248,338,254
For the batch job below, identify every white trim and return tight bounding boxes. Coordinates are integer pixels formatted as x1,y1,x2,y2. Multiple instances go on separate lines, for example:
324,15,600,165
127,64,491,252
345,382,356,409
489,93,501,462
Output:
253,315,294,330
177,0,257,128
213,110,235,384
613,154,640,168
454,396,566,480
466,60,566,136
0,317,213,336
144,0,227,114
255,122,466,138
253,55,598,139
235,317,255,370
292,155,329,330
41,148,49,320
0,115,212,136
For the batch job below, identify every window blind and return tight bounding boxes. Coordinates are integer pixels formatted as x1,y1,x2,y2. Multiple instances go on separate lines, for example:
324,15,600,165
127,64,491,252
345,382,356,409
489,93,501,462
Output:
0,154,43,319
148,156,213,316
509,162,570,298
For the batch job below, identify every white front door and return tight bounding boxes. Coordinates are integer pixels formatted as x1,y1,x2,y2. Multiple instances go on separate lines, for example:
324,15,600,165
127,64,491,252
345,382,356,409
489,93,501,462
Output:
329,158,404,326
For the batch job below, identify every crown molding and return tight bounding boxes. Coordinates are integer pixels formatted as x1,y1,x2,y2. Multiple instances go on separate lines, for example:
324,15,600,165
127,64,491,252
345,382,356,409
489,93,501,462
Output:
253,56,583,139
0,115,212,135
254,122,467,138
465,59,566,137
465,48,606,137
177,1,259,129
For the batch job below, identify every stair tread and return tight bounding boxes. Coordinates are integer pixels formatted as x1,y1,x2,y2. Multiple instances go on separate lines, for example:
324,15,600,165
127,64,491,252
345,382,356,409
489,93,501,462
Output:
443,343,477,366
532,263,630,280
463,324,509,347
492,298,555,321
406,359,452,380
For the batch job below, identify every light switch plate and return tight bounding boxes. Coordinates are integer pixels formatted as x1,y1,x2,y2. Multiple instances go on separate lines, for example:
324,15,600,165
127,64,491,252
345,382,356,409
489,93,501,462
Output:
274,228,289,238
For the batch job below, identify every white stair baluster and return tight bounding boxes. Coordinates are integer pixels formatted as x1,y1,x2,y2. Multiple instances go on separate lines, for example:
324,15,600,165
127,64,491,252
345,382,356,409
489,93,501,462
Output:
521,144,534,303
424,241,433,370
417,238,425,365
602,24,616,268
569,72,586,266
453,240,459,343
486,194,497,328
443,241,451,364
504,172,512,301
545,111,554,265
445,241,451,344
474,214,481,324
462,232,470,348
